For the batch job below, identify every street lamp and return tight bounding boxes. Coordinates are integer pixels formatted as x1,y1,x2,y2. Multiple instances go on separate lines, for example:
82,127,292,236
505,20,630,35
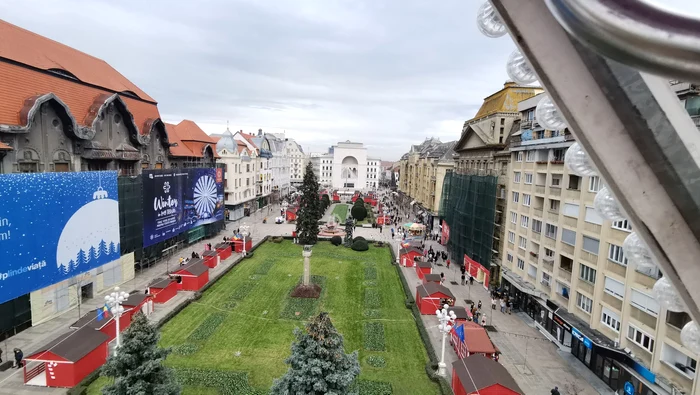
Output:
105,287,130,355
240,223,250,257
436,304,457,377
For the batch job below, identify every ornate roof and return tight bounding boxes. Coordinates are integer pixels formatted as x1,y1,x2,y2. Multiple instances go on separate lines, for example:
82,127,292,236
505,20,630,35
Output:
216,129,237,153
471,81,542,120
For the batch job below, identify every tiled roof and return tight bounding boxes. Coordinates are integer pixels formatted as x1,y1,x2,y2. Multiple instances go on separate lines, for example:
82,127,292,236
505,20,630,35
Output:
0,20,154,102
472,81,541,120
0,142,12,150
0,61,160,136
164,120,219,158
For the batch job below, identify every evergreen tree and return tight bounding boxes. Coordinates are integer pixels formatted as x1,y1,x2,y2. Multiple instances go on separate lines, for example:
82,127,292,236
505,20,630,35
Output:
99,239,108,257
114,242,121,255
68,259,77,272
89,246,98,262
77,249,88,266
343,218,354,247
108,241,116,256
271,312,360,395
295,162,321,245
101,313,180,395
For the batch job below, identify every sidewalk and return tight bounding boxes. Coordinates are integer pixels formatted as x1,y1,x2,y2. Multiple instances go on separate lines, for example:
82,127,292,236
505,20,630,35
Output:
398,237,613,395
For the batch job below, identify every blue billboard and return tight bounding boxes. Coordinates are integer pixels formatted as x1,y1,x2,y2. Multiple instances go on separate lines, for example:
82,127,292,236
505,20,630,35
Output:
142,168,224,247
0,171,121,305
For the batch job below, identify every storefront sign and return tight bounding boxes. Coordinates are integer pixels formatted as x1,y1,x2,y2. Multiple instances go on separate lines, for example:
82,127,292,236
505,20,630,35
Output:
624,381,634,395
572,327,593,349
552,315,572,331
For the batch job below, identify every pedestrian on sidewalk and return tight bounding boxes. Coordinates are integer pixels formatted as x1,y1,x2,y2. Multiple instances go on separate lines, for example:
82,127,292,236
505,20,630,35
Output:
491,298,497,310
446,259,450,269
481,316,487,326
551,386,560,395
469,276,474,286
461,273,466,286
477,300,482,310
500,299,506,313
440,272,445,284
13,348,22,369
506,300,512,314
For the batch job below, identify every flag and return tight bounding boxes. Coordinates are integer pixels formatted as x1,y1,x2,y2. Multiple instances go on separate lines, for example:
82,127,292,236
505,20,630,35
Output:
455,324,465,342
96,304,110,321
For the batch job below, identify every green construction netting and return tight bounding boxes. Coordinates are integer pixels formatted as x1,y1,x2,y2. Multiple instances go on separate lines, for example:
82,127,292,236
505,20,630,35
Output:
439,171,497,269
118,176,143,260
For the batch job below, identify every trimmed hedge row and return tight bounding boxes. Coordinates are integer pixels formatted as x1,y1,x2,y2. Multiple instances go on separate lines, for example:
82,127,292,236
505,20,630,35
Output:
351,379,393,395
188,312,227,342
366,355,386,368
363,322,386,351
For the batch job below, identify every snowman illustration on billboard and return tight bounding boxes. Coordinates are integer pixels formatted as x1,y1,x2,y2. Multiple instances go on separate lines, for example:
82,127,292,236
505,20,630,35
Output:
55,178,120,275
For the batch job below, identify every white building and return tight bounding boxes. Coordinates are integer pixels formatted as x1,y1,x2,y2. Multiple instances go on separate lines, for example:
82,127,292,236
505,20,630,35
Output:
215,129,259,220
309,152,333,187
285,139,305,186
366,158,381,189
233,130,273,209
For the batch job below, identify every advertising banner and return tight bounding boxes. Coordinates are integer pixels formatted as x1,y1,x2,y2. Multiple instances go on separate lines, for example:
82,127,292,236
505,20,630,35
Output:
0,171,121,305
441,220,450,245
143,168,224,247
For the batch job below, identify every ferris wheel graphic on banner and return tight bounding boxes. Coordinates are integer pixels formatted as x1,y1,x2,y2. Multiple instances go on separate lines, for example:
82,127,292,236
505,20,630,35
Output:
193,175,217,218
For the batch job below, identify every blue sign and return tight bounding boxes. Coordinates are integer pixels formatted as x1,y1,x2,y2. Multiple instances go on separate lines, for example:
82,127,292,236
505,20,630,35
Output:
571,327,593,349
624,381,635,395
521,129,533,141
143,168,224,247
0,171,121,304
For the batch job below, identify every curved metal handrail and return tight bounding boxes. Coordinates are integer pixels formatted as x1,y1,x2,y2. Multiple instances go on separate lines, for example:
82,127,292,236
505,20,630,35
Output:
545,0,700,82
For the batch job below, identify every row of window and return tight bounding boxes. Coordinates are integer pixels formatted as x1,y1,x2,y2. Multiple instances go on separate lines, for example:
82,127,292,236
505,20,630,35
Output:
514,147,566,162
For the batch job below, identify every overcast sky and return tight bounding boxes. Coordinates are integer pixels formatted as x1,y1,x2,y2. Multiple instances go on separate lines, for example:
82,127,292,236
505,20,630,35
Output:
4,1,695,161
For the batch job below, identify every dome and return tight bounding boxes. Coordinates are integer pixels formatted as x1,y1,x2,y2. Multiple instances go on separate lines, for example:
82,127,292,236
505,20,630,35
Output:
216,129,236,152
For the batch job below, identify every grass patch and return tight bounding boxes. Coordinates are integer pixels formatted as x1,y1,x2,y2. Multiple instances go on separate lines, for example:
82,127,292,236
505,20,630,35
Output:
364,322,386,351
366,355,387,368
364,266,377,280
175,368,261,394
280,275,326,320
188,313,227,342
353,379,393,395
364,309,382,318
231,282,256,300
172,343,200,356
364,288,381,309
254,259,276,275
363,280,378,287
331,204,350,223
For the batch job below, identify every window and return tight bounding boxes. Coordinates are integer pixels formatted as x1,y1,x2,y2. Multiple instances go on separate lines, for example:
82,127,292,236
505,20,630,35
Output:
542,272,551,287
612,219,633,232
545,223,558,239
631,288,660,316
519,236,527,250
561,228,577,246
660,343,697,379
521,215,529,228
584,207,604,225
510,211,518,224
552,148,566,161
513,192,520,203
557,281,570,298
582,236,600,255
522,194,531,206
507,253,514,263
627,324,655,353
667,311,692,330
524,173,533,184
601,308,621,332
516,152,523,162
563,203,579,217
508,231,515,243
549,199,560,211
545,248,554,258
532,219,542,233
568,175,581,190
526,150,536,162
608,244,627,265
588,176,601,192
579,264,596,283
604,276,625,299
517,258,525,270
528,264,537,278
514,172,521,183
551,175,562,187
576,292,593,313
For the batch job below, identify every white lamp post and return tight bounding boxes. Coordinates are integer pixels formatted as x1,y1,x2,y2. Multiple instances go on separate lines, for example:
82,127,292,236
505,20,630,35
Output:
240,223,250,257
105,287,130,355
436,304,457,376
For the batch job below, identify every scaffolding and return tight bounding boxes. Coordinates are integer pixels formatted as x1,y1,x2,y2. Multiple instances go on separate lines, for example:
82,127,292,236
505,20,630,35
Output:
118,176,144,261
439,171,498,269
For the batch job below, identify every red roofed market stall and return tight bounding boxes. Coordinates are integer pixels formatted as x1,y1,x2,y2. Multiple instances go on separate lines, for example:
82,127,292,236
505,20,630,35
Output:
464,254,490,289
400,247,422,268
451,355,523,395
148,278,177,304
172,259,209,291
415,283,455,314
450,321,500,361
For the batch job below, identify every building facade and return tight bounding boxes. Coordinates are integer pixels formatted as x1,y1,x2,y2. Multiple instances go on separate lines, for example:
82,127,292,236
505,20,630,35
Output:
286,138,305,187
367,158,381,189
309,152,333,187
164,120,218,169
234,131,273,209
216,129,258,220
500,92,700,395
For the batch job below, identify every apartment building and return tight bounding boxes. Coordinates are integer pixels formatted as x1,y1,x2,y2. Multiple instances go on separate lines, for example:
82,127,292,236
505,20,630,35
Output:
501,93,698,395
286,139,305,187
309,153,333,187
216,129,259,220
366,158,381,189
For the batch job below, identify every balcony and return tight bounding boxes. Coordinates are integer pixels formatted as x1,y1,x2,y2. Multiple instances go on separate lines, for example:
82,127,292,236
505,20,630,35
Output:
563,216,577,228
565,188,581,199
547,210,559,222
543,258,554,272
629,305,658,330
543,236,556,248
521,120,533,129
634,270,658,289
602,292,623,312
558,268,572,283
666,323,682,345
549,186,562,197
535,185,546,195
580,251,599,265
529,253,538,264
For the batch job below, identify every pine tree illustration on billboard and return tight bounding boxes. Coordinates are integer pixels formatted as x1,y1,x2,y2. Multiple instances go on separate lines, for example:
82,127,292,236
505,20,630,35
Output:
142,168,224,247
0,171,121,305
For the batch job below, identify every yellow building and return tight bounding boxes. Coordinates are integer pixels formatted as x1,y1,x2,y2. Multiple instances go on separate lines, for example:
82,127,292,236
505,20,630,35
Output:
501,93,698,395
398,138,456,228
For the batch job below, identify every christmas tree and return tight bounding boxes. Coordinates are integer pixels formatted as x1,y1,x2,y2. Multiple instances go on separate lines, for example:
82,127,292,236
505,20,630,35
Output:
100,239,109,256
77,249,88,266
271,312,360,395
101,313,180,395
89,246,97,261
295,162,321,245
108,241,116,256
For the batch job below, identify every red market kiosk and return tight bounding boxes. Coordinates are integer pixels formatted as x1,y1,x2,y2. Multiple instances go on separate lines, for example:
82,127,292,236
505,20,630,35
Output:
450,321,501,361
285,207,298,222
451,355,523,395
148,277,178,304
400,247,422,267
122,292,154,319
23,326,110,388
202,250,220,268
215,242,232,260
172,259,210,291
415,283,455,314
416,261,432,280
231,236,252,253
423,273,442,285
447,306,472,323
69,308,129,341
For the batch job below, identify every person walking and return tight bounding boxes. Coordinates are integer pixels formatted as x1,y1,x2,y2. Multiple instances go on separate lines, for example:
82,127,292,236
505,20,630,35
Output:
469,276,474,286
551,386,561,395
500,299,506,313
491,298,497,310
446,258,450,269
477,300,482,310
481,316,487,327
506,299,512,314
440,272,445,285
461,273,466,286
13,348,23,369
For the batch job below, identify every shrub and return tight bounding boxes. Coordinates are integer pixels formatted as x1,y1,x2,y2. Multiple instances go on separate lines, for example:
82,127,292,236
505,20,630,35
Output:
366,355,386,368
349,380,393,395
363,280,377,287
172,343,199,356
351,239,369,251
351,204,367,221
374,241,384,247
188,312,227,341
331,235,342,246
272,236,284,243
364,288,381,308
363,322,386,351
353,236,366,242
364,267,377,280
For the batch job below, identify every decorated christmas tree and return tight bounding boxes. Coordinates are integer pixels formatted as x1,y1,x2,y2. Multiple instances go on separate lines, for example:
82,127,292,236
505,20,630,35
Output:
296,162,321,245
271,312,360,395
101,313,180,395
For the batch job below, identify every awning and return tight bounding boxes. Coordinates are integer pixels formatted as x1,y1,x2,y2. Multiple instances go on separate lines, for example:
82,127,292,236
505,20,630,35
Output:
501,269,548,300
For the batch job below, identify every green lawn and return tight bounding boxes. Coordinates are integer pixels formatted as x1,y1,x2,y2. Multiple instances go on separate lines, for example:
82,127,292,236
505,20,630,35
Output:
88,241,438,395
330,204,349,223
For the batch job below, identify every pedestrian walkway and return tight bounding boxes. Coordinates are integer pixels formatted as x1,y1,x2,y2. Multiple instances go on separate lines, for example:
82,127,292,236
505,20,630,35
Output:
398,237,613,395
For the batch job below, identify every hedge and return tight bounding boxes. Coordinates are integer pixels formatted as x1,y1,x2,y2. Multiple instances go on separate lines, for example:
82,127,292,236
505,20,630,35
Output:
363,309,381,318
188,312,227,342
231,282,256,300
172,343,199,356
331,235,343,246
352,239,369,251
363,322,386,351
351,379,393,395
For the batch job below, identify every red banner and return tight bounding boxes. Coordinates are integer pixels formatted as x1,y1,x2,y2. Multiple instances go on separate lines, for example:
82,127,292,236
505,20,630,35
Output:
441,220,450,245
464,254,490,290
